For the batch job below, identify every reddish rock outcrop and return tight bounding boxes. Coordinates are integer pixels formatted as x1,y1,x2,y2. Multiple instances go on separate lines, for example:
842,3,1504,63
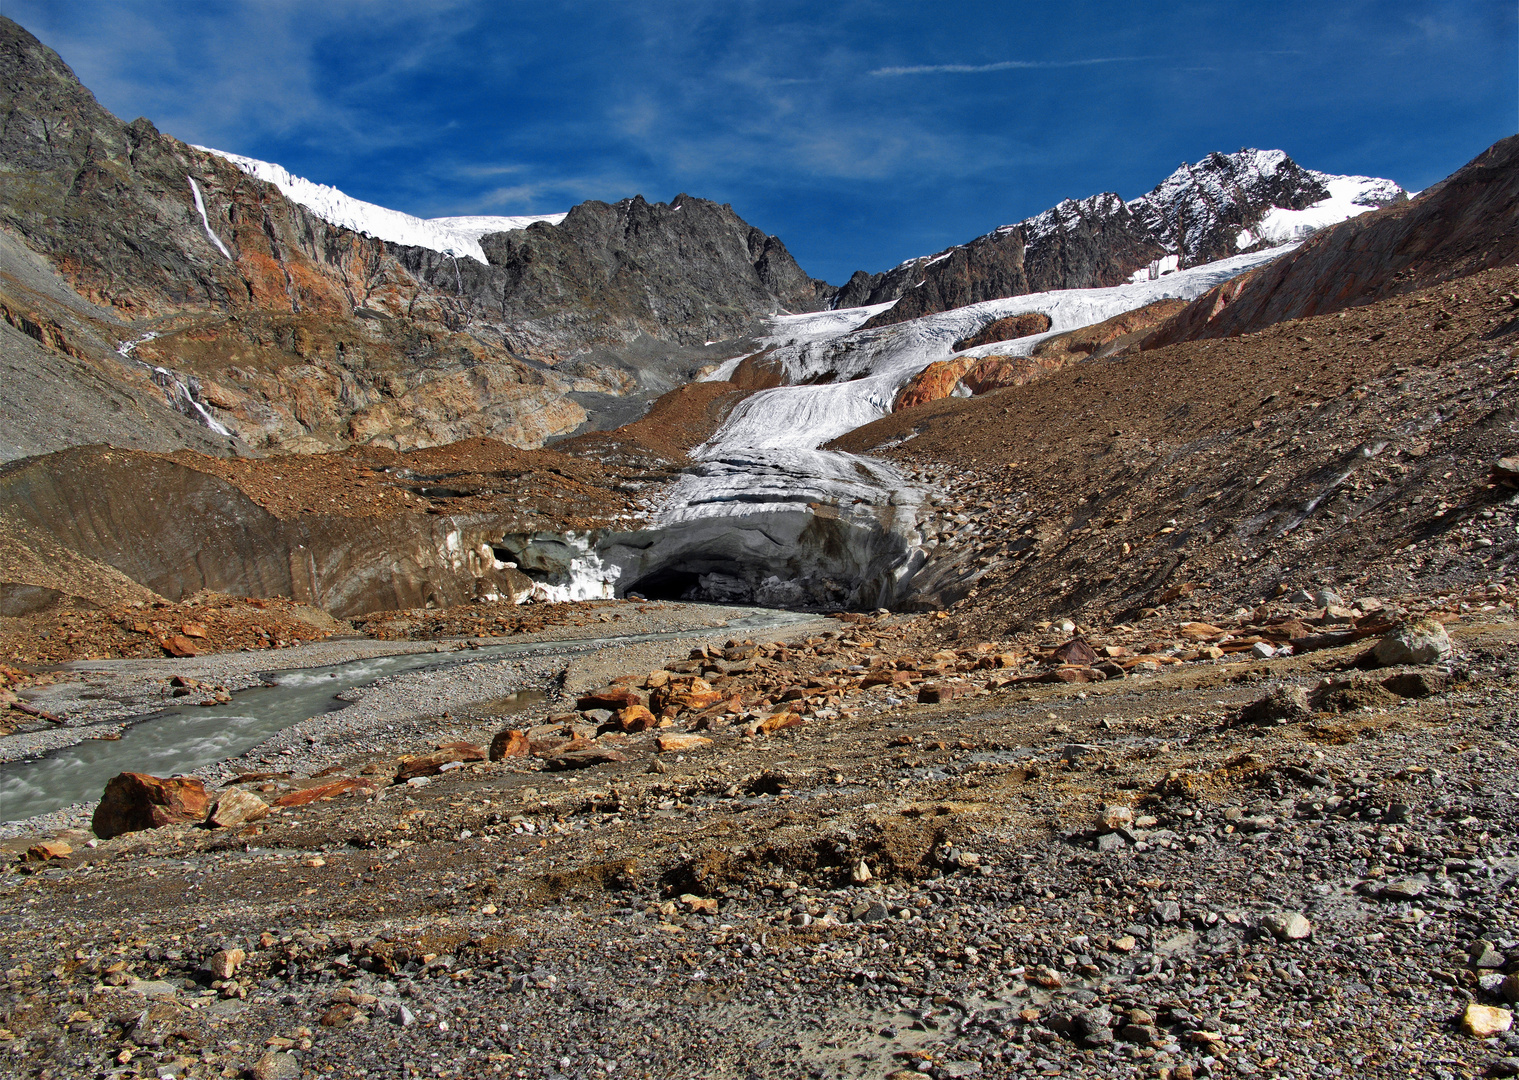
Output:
952,312,1052,352
92,772,210,838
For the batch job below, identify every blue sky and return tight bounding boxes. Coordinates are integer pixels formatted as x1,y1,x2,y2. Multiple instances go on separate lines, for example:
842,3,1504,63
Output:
11,1,1516,283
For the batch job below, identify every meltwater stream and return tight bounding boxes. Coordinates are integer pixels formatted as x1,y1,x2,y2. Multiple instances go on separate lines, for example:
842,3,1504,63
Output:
0,609,815,824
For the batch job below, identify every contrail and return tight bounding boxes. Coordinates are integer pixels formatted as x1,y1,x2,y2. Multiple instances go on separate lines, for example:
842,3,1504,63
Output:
870,56,1155,76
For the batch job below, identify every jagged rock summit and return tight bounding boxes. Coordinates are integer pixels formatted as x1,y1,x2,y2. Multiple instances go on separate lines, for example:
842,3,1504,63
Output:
838,149,1406,327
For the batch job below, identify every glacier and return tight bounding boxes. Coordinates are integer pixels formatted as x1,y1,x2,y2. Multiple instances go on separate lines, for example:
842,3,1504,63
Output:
195,147,565,264
587,243,1300,608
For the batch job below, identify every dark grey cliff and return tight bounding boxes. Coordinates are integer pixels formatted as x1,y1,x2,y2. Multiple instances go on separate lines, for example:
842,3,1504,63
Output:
395,194,834,350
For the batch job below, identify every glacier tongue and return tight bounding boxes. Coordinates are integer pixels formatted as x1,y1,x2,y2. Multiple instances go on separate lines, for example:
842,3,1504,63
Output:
596,243,1298,609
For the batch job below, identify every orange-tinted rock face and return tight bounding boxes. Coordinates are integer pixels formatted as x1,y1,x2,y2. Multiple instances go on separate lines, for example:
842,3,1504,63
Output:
960,355,1063,395
894,358,977,410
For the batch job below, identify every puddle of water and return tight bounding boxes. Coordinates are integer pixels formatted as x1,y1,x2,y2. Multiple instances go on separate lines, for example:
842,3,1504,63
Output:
470,688,550,716
0,609,815,824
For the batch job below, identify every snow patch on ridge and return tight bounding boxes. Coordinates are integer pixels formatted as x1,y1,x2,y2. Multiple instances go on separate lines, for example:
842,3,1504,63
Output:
196,147,565,263
1239,173,1405,248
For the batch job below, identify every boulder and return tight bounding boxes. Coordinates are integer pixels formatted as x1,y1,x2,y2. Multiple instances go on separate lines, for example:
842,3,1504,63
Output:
394,743,485,783
1371,617,1452,665
23,840,72,862
206,788,270,828
93,772,210,839
273,777,376,806
616,704,660,732
576,686,645,712
488,729,530,760
1237,685,1311,725
1052,637,1099,665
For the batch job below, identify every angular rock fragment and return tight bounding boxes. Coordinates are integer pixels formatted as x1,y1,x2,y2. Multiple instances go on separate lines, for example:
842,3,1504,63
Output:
488,729,530,760
1461,1003,1512,1037
656,733,713,753
393,742,485,783
544,747,627,770
617,704,659,732
576,686,645,712
274,777,376,806
1262,911,1312,940
206,788,270,828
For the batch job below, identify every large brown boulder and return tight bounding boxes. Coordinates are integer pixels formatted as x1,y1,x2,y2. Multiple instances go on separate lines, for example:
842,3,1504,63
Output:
92,772,210,839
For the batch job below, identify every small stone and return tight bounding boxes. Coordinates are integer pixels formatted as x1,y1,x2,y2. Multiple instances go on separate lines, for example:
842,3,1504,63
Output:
1100,804,1135,830
1379,877,1427,901
1250,641,1277,659
1460,1003,1513,1038
207,948,244,981
1152,900,1181,923
1503,973,1519,1004
1489,1057,1519,1078
1096,832,1128,853
1471,941,1507,969
1263,911,1312,940
319,1002,362,1028
1372,617,1453,666
1111,935,1137,952
852,859,873,884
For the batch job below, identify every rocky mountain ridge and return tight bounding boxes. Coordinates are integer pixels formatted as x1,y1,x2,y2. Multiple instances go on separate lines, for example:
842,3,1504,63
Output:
0,17,827,459
1141,134,1519,348
837,149,1406,329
